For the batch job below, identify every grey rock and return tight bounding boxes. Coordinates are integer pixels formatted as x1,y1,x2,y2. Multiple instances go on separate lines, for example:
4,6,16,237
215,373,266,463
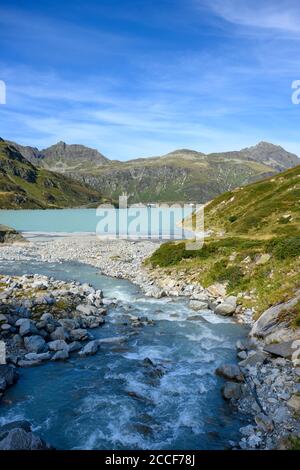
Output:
51,349,69,361
236,338,254,351
50,326,68,341
239,351,268,367
0,420,31,440
0,365,19,391
59,318,79,331
0,428,48,450
67,341,82,353
81,316,105,329
12,334,23,347
78,340,99,357
69,328,89,342
18,359,43,367
216,364,244,382
237,351,247,360
48,339,68,351
250,291,300,338
215,297,237,316
40,313,54,322
254,413,274,432
263,341,294,359
188,300,208,311
273,406,289,424
24,335,47,353
24,352,51,362
76,304,98,316
97,336,127,345
19,319,38,337
287,395,300,413
240,425,255,437
222,382,243,400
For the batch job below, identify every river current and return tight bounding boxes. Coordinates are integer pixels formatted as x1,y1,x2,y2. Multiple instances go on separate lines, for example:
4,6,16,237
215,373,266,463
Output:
0,259,249,449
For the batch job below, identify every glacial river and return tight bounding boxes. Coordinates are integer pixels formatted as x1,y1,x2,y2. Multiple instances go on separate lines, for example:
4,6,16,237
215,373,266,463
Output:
0,259,248,450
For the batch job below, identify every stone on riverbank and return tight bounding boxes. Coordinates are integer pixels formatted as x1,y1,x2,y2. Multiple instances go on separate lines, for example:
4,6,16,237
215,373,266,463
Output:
48,339,68,351
188,300,208,311
24,335,48,353
215,364,244,382
51,349,69,361
263,341,294,359
222,382,243,400
214,296,237,316
250,291,300,340
0,364,19,398
0,425,49,450
78,340,99,357
0,225,24,244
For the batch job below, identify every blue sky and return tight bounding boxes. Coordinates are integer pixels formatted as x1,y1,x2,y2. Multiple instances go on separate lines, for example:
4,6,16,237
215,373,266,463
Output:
1,0,300,160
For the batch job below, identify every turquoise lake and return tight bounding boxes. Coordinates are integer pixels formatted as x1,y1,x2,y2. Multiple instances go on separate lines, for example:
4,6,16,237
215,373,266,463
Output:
0,208,195,238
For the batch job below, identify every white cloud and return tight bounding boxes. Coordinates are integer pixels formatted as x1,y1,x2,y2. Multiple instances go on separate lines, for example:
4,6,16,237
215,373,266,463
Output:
204,0,300,33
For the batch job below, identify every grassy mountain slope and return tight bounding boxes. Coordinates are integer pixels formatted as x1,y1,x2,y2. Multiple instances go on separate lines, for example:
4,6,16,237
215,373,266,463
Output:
54,148,278,204
0,140,109,209
13,140,299,204
148,166,300,318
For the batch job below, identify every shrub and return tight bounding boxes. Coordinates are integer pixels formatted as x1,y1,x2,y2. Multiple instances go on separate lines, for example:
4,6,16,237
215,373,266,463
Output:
228,215,238,223
207,261,245,291
149,242,195,267
267,237,300,260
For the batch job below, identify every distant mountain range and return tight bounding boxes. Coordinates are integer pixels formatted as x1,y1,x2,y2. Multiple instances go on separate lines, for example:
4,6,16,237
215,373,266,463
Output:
8,139,299,204
0,139,109,209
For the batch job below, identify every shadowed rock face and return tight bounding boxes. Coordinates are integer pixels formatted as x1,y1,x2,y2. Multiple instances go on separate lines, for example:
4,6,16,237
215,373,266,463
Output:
240,141,300,171
0,225,24,244
0,139,109,209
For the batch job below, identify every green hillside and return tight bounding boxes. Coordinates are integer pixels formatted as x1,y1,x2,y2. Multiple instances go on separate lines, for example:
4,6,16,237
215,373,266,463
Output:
0,140,109,209
148,166,300,318
13,139,300,204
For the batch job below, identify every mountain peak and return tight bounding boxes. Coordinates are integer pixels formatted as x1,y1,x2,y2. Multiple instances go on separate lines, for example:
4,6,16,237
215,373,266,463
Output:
241,141,299,171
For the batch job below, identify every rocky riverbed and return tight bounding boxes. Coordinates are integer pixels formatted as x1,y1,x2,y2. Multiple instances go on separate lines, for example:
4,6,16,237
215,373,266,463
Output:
1,235,300,450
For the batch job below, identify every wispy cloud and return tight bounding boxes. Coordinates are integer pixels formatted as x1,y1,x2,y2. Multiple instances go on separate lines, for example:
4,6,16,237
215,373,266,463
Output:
203,0,300,34
1,1,300,158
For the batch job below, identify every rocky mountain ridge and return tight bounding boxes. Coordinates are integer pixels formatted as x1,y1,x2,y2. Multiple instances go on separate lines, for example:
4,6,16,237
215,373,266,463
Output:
8,139,299,203
0,139,109,209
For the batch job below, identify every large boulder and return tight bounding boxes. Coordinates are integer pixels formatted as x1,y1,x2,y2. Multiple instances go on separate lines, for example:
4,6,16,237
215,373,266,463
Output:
24,352,51,362
50,326,68,341
78,340,99,357
76,304,98,316
287,395,300,414
188,300,208,311
239,351,268,367
0,428,48,450
214,296,237,316
263,341,294,359
222,382,243,400
69,328,89,342
0,365,19,395
51,349,69,361
0,225,24,244
48,339,68,351
18,319,39,337
250,292,300,339
24,335,48,353
0,421,31,440
215,364,244,382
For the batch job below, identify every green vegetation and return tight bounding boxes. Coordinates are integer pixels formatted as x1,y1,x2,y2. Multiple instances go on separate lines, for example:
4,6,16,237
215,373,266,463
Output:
148,166,300,317
286,436,300,450
0,140,110,209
